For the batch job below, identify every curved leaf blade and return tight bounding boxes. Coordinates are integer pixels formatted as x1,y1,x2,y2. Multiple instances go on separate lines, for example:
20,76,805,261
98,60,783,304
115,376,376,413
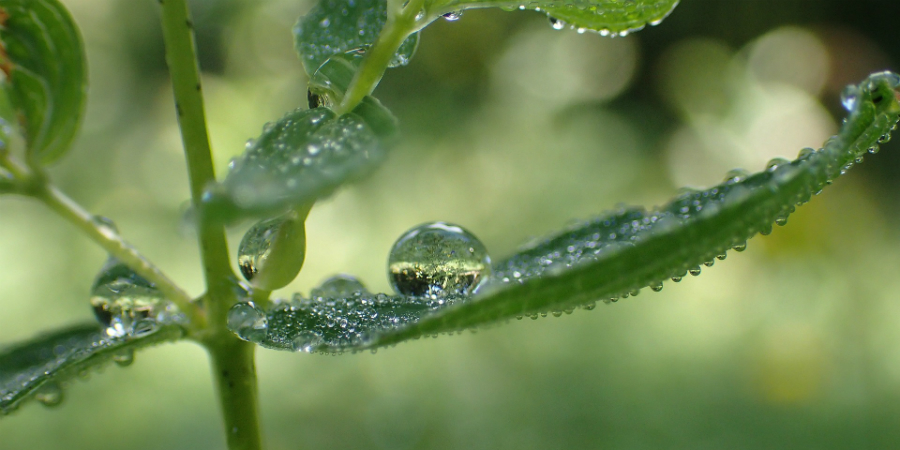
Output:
0,322,184,415
0,0,87,165
294,0,419,77
232,71,900,354
204,101,398,223
429,0,680,35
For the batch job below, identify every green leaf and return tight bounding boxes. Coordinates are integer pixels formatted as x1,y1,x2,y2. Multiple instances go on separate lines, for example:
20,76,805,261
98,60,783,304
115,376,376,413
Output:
294,0,419,77
0,0,87,165
0,322,184,415
428,0,680,35
204,100,398,223
229,71,900,354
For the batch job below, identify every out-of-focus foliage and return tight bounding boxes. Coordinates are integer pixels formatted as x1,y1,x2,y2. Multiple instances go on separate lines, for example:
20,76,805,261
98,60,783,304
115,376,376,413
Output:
1,0,899,449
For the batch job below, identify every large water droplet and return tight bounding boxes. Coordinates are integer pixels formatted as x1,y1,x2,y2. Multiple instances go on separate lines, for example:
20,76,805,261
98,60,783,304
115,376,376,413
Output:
90,258,177,338
227,302,268,343
388,222,491,299
238,211,306,291
310,274,368,298
112,349,135,367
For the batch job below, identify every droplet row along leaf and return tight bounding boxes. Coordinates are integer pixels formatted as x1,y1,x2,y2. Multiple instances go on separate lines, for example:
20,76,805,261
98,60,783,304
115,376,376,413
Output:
425,0,680,35
229,71,900,355
0,323,184,415
0,0,87,165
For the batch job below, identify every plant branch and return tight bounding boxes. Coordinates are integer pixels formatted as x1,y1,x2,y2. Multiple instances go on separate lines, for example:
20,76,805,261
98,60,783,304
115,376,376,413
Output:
335,0,426,115
207,338,264,450
35,184,199,323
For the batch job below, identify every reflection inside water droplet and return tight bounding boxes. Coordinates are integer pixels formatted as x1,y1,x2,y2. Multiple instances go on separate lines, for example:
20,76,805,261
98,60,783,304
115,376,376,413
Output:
840,85,859,111
90,258,181,338
388,222,491,299
227,302,268,343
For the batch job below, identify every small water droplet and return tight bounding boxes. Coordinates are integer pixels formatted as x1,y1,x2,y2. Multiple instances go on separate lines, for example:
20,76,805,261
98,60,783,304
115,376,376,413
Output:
581,302,597,310
548,16,566,30
112,349,135,367
797,147,815,159
311,274,368,298
774,216,788,226
442,11,462,21
716,253,727,260
650,282,664,292
35,383,63,408
551,310,563,317
671,276,683,283
227,302,269,343
688,266,701,276
841,85,859,111
878,133,892,144
766,157,790,172
388,222,491,299
723,168,750,184
732,241,747,252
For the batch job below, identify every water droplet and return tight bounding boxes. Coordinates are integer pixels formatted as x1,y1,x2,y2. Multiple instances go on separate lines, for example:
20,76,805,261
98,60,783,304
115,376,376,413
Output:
774,216,788,226
311,274,368,298
723,168,750,184
650,282,664,292
841,85,859,111
716,253,727,260
91,258,176,338
671,276,683,283
797,147,815,159
766,157,790,172
442,11,462,21
582,302,597,310
878,133,892,144
227,302,268,343
688,266,701,276
238,211,306,291
703,260,715,267
551,310,563,317
388,222,491,299
548,16,566,30
732,241,747,252
112,349,135,367
35,383,63,408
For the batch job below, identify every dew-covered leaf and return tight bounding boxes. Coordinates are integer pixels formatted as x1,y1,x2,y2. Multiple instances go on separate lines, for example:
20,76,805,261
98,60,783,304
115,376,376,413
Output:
0,0,87,165
227,71,900,354
204,100,397,223
294,0,419,77
428,0,679,35
0,322,184,415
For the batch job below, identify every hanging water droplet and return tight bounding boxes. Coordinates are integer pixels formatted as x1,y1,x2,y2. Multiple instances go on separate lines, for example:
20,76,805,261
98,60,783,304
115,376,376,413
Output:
703,260,715,267
878,133,891,144
716,253,727,260
774,216,788,226
238,210,307,291
388,222,491,299
582,301,597,310
841,84,859,111
548,16,566,30
227,302,268,343
310,274,368,298
112,349,135,367
649,282,664,292
732,241,747,252
91,258,177,338
671,276,682,282
797,147,815,159
34,383,63,408
688,266,701,276
551,310,563,317
442,11,462,21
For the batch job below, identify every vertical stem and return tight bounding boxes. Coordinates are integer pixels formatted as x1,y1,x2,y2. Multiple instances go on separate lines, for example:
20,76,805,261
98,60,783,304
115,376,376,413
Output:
158,0,233,296
208,338,264,450
159,1,261,449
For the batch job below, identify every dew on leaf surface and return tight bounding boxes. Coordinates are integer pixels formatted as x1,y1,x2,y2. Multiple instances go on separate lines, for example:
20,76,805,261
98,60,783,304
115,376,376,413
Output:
227,302,269,343
388,222,491,299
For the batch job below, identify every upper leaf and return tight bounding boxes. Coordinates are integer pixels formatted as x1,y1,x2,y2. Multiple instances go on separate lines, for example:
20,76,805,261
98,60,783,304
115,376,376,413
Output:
428,0,680,35
294,0,419,77
0,322,184,415
0,0,87,165
227,71,900,354
203,99,398,223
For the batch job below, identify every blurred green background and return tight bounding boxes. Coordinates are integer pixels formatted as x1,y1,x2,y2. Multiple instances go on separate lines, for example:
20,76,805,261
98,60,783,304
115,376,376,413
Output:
2,0,900,448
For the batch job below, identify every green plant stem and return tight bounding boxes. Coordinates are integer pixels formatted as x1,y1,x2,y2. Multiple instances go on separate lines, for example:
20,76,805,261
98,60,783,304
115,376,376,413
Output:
159,1,263,449
34,184,199,322
335,0,426,115
207,337,264,450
